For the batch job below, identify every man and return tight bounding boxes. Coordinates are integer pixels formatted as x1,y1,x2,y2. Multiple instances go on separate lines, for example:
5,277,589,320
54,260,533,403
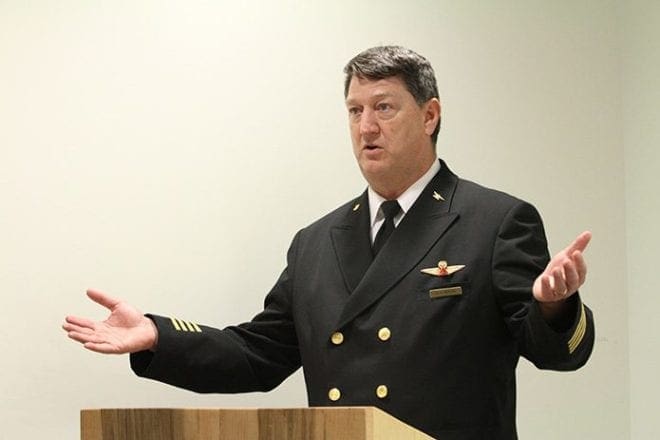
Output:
64,46,594,439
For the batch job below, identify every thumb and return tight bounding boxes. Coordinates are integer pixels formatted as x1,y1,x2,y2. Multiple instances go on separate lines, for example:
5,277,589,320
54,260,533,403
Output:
86,288,121,311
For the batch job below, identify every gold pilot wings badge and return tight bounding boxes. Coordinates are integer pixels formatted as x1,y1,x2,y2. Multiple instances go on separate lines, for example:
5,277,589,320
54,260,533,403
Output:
421,260,466,277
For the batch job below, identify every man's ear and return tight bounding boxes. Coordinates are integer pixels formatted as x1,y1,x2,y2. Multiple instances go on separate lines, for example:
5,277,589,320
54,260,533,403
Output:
424,98,441,136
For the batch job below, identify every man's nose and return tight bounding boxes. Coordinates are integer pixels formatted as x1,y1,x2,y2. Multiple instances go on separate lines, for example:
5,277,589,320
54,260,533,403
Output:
359,109,380,136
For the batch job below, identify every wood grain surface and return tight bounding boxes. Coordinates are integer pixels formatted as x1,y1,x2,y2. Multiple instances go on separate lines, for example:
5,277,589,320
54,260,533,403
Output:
80,407,434,440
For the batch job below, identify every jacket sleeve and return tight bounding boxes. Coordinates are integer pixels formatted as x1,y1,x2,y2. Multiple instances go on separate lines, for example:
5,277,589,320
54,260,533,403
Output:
491,201,595,371
129,234,302,393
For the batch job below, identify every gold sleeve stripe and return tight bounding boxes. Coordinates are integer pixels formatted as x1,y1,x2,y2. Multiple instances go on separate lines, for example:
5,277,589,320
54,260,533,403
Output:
568,304,587,354
176,318,189,332
181,319,193,332
170,317,201,332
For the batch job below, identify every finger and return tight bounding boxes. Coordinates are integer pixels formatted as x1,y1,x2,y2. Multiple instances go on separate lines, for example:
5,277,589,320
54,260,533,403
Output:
542,273,555,296
62,322,94,334
565,231,592,255
551,267,568,296
571,250,587,285
562,259,580,294
541,275,552,295
67,330,99,344
536,274,554,301
86,289,121,311
64,315,96,329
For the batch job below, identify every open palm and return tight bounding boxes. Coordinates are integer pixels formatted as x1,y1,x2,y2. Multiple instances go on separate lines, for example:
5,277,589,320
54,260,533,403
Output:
63,289,157,354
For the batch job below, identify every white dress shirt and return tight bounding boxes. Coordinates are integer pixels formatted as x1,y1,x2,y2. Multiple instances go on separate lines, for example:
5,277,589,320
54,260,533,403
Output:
367,159,441,244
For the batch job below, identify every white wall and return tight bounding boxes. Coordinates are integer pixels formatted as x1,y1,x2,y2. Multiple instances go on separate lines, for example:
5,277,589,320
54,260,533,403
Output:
0,1,631,438
624,2,660,439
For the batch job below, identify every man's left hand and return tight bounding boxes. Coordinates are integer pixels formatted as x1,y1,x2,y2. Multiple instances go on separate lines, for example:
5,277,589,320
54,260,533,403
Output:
533,231,592,305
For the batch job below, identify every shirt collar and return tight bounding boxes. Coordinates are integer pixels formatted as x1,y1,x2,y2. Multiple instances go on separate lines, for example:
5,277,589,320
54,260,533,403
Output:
368,158,441,227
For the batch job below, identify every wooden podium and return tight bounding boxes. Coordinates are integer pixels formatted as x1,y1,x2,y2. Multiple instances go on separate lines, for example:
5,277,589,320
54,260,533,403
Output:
81,407,433,439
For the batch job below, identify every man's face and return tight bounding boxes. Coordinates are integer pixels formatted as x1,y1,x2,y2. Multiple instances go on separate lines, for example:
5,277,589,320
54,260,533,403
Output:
345,75,439,196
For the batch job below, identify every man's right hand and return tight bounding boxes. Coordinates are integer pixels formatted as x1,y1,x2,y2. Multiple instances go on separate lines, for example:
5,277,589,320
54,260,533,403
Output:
63,289,158,354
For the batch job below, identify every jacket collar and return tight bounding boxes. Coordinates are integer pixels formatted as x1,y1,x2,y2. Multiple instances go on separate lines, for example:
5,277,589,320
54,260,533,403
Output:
331,159,460,329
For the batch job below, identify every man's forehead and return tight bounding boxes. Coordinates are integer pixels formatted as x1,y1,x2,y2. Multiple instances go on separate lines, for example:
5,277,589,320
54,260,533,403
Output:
345,76,409,103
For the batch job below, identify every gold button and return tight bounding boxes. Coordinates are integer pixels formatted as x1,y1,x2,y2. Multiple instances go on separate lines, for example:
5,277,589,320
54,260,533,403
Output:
330,332,344,345
376,385,388,399
378,327,391,341
328,387,341,401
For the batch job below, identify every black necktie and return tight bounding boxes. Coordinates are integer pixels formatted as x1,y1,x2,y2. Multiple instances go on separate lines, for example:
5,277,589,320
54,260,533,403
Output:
372,200,401,256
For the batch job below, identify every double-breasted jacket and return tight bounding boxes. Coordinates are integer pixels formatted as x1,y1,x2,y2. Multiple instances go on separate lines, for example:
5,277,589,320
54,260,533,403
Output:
130,161,594,439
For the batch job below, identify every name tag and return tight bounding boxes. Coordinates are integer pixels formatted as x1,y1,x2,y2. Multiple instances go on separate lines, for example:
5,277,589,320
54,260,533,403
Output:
429,286,463,299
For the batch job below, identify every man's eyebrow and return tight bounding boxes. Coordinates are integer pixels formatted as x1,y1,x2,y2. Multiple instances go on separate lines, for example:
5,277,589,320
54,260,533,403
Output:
371,92,395,99
345,92,396,105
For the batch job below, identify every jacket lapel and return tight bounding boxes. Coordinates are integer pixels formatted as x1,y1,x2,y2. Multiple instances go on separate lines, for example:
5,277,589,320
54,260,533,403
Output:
330,191,373,294
335,161,460,330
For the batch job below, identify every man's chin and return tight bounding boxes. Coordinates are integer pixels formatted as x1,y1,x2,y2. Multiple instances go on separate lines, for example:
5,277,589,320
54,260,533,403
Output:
358,161,390,182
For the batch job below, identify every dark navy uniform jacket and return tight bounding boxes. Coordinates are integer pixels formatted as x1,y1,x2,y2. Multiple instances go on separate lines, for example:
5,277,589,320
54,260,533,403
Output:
131,160,594,440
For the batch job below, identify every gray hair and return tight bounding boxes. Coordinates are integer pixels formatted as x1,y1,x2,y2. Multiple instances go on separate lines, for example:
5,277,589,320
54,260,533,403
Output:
343,46,441,144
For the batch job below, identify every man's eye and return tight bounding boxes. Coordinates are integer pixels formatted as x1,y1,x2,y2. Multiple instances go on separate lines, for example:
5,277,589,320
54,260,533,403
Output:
377,103,392,112
348,107,362,116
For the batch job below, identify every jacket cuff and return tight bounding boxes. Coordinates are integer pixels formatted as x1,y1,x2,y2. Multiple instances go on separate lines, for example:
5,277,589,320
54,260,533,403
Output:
531,293,589,355
129,314,203,377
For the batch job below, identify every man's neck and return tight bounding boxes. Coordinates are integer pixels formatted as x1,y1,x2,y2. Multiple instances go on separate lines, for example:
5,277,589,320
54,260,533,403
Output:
367,159,440,229
370,156,438,200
